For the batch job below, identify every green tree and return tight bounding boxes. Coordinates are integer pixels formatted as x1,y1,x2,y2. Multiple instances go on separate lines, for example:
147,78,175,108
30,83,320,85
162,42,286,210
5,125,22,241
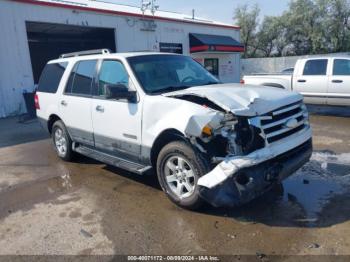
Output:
284,0,318,55
233,4,260,58
235,0,350,58
256,16,289,57
324,0,350,52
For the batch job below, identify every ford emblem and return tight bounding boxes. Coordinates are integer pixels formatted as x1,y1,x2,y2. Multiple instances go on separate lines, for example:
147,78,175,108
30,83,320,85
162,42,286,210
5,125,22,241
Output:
285,118,298,129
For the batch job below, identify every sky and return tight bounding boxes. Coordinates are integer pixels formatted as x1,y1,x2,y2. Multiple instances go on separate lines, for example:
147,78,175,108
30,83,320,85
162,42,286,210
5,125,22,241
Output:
101,0,290,25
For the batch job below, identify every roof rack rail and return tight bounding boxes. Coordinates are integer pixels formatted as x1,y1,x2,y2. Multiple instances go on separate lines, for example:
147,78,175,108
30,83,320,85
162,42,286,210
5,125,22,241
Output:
59,49,111,58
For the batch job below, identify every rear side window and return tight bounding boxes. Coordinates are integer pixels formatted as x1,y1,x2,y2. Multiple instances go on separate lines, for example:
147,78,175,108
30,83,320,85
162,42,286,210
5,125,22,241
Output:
37,62,68,93
333,59,350,75
65,60,97,96
303,59,328,75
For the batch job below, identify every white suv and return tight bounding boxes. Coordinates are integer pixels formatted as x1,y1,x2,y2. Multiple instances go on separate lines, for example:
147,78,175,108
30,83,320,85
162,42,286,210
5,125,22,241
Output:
36,49,312,209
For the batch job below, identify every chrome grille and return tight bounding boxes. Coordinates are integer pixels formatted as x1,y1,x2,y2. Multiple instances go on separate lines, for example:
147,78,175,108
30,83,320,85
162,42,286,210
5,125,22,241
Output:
249,101,309,145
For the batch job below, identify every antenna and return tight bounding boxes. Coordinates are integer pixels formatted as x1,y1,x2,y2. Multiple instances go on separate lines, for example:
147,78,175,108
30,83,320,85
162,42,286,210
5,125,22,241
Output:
141,0,159,15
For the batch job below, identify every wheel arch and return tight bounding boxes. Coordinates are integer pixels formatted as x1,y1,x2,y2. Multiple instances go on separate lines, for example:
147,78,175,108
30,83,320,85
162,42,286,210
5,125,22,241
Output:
261,83,286,89
47,114,62,134
150,128,187,168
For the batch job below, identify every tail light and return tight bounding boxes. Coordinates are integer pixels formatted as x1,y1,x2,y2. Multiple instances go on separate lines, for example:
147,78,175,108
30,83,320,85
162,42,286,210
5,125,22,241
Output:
34,93,40,110
240,79,245,84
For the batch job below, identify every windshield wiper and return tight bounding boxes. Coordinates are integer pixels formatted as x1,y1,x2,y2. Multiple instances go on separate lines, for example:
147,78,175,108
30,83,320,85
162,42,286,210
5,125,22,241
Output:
152,85,191,94
203,81,221,86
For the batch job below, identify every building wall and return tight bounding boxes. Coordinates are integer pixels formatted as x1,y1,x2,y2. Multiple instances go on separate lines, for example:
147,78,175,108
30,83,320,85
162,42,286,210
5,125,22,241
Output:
0,0,241,118
192,53,240,83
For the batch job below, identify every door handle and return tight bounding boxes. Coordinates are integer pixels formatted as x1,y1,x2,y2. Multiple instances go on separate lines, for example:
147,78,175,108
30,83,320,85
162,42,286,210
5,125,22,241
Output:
298,79,307,83
332,80,343,83
61,100,68,106
96,105,104,113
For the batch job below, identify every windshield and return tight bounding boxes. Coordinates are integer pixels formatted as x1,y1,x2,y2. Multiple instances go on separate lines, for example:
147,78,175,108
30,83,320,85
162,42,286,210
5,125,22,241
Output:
127,55,220,94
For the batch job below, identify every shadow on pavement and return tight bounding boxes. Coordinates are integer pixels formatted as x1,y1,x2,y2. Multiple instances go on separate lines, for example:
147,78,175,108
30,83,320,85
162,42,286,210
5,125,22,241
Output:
0,117,49,148
307,104,350,117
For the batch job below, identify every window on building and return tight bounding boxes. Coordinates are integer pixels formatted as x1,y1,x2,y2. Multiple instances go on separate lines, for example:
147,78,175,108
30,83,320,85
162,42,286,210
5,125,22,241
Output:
204,58,219,77
97,60,129,96
333,59,350,76
303,59,328,75
37,62,68,93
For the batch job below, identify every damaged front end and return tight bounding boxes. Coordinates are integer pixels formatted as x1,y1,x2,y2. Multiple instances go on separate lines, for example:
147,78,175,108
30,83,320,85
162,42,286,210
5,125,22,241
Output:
177,94,313,207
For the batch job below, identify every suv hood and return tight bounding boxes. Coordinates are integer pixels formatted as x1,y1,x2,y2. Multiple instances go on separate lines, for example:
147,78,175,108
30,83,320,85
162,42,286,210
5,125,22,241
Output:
163,83,303,116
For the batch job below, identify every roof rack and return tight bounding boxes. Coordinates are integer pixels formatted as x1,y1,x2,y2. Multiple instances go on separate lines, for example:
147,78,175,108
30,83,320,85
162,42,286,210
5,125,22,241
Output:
59,49,111,58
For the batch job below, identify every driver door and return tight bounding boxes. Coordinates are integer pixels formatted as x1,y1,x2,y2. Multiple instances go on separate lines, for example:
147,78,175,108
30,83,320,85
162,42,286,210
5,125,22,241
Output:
91,59,142,162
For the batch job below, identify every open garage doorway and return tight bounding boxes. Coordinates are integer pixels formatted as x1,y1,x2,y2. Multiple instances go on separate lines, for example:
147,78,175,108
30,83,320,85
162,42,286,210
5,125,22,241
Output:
26,21,116,83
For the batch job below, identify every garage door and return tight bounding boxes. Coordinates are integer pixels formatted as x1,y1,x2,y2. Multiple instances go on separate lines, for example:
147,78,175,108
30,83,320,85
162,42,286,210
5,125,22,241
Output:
26,21,116,84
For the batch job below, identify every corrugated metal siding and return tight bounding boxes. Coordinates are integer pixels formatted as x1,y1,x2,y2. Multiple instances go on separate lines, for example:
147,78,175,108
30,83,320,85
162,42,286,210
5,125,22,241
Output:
0,80,5,118
0,2,34,118
0,0,241,118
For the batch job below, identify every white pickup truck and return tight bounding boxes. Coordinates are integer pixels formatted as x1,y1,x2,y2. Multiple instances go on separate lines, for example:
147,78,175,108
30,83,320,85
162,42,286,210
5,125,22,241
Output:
243,56,350,106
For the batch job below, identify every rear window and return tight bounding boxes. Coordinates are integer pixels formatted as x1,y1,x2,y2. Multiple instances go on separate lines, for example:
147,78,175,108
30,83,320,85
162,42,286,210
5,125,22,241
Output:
303,59,328,75
37,62,68,93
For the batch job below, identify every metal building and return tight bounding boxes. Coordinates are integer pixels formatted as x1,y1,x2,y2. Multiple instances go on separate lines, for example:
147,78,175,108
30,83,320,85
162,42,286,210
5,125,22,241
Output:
0,0,243,118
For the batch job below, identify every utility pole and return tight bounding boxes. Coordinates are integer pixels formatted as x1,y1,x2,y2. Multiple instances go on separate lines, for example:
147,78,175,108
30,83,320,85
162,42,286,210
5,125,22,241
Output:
141,0,159,16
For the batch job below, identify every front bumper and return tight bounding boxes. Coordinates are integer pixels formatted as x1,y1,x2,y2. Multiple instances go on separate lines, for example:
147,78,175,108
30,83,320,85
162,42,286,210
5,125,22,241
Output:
198,128,313,207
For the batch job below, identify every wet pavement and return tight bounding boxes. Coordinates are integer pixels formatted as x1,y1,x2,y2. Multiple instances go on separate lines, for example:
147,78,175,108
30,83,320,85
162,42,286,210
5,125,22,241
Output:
0,106,350,256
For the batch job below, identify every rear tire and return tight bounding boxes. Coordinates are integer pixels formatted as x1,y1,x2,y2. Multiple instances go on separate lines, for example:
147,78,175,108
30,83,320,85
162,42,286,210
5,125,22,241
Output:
156,141,210,210
52,120,74,161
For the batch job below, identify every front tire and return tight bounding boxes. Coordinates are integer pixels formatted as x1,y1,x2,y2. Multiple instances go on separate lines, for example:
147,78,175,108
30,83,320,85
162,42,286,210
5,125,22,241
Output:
156,141,210,210
52,120,74,161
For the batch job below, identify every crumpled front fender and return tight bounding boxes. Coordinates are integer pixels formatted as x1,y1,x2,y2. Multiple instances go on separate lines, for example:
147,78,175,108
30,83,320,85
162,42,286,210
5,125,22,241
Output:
198,127,312,189
199,135,313,207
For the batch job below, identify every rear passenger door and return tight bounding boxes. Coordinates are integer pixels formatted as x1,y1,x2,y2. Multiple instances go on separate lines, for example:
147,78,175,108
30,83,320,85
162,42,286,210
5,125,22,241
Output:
328,58,350,106
59,60,97,146
293,59,329,105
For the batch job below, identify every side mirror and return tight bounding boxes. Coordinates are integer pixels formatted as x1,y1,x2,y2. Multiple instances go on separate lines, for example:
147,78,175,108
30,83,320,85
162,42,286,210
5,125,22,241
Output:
105,84,137,102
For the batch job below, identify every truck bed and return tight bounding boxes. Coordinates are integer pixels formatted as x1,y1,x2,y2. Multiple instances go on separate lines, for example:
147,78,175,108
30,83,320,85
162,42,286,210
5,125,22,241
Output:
243,74,292,90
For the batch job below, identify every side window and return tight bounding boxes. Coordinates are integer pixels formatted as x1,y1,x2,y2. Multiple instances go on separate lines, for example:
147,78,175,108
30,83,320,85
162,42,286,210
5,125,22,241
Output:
65,60,97,96
303,59,328,76
98,60,129,96
333,59,350,76
38,62,68,93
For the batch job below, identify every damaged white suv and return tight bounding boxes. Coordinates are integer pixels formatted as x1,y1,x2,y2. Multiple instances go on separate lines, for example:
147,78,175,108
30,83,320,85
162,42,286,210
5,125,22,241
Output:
36,49,312,209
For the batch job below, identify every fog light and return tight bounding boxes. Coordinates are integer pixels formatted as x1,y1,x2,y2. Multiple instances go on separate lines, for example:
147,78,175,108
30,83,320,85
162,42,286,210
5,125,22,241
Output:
236,173,251,186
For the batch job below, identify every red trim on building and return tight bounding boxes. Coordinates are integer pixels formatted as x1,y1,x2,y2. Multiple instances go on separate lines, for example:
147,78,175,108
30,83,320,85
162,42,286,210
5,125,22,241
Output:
190,45,245,53
190,45,210,53
215,45,245,52
12,0,241,30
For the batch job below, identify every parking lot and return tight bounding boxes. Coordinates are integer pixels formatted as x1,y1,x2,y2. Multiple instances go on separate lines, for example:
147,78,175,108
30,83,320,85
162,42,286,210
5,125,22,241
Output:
0,106,350,257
